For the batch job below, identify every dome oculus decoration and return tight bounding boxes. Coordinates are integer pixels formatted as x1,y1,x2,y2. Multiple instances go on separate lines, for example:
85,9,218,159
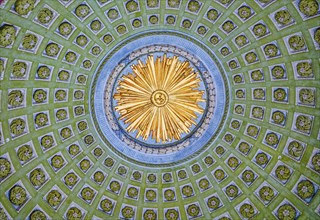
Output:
113,55,205,143
93,32,226,165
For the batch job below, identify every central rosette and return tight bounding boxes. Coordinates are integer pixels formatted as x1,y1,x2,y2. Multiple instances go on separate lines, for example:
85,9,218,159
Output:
113,54,205,143
151,90,169,107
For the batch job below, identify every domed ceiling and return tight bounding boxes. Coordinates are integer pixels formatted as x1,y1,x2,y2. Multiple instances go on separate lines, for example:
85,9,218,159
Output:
0,0,319,219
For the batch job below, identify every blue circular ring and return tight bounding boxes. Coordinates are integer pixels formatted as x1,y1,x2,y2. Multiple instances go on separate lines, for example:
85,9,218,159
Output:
91,31,228,165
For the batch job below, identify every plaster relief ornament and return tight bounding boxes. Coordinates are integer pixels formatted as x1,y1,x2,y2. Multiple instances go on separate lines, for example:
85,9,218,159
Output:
113,55,205,143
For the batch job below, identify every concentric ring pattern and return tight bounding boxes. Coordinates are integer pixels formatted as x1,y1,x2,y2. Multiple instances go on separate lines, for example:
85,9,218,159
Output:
0,0,319,219
92,32,228,165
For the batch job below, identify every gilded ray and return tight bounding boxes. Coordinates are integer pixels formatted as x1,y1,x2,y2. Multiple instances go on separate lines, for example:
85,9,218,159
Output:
113,55,205,143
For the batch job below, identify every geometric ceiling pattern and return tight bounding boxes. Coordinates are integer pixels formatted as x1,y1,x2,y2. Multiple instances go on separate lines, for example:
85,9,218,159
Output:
0,0,319,219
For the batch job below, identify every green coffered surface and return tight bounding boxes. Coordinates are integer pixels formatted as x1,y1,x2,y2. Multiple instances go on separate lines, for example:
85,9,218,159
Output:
0,0,319,219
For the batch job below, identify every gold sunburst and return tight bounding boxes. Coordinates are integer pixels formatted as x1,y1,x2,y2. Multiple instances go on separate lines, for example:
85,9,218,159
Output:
113,55,205,143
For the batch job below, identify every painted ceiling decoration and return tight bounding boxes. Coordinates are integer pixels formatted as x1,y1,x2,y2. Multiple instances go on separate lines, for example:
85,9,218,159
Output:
0,0,319,219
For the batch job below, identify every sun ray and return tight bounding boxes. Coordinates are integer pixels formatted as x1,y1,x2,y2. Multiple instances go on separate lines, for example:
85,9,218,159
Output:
113,55,205,142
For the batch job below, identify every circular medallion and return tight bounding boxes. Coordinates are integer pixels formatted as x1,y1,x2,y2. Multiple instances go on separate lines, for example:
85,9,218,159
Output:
91,31,229,166
151,90,169,107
